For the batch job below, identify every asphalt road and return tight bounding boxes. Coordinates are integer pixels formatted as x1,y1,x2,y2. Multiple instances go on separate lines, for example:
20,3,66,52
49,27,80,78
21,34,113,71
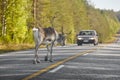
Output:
0,40,120,80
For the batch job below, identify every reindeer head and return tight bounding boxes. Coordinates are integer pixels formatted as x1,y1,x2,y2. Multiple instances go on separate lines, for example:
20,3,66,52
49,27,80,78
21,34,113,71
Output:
57,33,66,46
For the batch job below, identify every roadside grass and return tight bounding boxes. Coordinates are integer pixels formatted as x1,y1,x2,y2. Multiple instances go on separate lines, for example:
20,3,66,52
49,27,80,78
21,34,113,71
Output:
0,43,48,54
0,34,118,54
0,44,34,54
115,34,120,37
104,36,117,43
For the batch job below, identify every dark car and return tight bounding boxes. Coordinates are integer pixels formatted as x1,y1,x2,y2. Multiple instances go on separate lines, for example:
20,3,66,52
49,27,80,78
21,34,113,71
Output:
77,30,98,46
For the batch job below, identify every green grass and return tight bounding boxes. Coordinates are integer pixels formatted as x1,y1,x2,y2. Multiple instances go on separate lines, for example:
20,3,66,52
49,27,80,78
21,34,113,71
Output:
0,44,34,54
104,36,117,43
0,35,117,54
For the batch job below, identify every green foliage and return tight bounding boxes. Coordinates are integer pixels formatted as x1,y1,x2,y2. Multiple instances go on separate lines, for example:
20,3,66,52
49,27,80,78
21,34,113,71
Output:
87,5,120,43
0,0,120,45
0,0,30,44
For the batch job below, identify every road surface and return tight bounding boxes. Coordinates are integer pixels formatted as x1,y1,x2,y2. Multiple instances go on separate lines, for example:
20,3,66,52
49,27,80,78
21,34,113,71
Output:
0,40,120,80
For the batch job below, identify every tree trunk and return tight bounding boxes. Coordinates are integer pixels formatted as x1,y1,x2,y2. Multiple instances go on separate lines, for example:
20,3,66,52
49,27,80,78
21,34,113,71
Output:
33,0,37,27
2,0,6,36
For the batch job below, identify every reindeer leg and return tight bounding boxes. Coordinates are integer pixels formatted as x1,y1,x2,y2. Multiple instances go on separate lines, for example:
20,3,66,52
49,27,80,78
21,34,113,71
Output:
49,42,54,62
33,43,41,64
45,45,49,61
33,44,38,64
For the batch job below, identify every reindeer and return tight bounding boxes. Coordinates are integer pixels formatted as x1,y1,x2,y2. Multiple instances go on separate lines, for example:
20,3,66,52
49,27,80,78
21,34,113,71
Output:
57,33,66,46
32,27,65,64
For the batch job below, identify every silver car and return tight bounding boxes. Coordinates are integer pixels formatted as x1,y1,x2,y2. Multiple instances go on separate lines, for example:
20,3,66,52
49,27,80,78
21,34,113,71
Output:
77,30,98,46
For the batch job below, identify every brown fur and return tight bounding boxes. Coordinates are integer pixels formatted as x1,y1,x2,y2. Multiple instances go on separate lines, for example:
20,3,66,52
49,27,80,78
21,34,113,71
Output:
33,27,58,64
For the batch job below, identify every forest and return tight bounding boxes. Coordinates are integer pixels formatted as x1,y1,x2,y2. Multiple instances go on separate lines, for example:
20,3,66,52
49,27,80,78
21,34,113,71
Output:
0,0,120,50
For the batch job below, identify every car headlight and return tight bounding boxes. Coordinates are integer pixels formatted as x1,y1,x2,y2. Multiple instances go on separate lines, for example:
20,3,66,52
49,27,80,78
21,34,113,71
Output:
89,37,94,40
78,37,83,40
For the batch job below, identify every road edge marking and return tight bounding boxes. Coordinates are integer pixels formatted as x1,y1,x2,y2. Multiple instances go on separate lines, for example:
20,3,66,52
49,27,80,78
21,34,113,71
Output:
22,49,95,80
49,65,64,73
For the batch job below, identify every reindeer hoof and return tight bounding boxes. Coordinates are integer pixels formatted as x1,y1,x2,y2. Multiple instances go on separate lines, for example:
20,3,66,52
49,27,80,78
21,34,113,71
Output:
33,61,37,64
49,60,53,62
45,56,48,61
37,60,41,63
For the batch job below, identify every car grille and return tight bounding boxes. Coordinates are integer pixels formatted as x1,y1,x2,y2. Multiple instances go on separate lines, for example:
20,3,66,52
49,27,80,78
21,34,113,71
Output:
82,37,89,40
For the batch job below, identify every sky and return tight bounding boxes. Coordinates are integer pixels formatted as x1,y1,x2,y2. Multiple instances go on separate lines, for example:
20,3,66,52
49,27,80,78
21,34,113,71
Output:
88,0,120,11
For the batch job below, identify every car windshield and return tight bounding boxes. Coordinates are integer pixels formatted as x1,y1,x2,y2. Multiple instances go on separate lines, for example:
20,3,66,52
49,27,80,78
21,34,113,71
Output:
79,31,95,35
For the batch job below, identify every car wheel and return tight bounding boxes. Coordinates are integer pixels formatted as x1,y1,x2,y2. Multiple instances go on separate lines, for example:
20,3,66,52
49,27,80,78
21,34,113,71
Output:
78,43,82,46
94,42,98,46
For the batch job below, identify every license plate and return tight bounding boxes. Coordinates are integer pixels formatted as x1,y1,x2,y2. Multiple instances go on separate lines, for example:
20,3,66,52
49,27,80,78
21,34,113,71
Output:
83,40,88,42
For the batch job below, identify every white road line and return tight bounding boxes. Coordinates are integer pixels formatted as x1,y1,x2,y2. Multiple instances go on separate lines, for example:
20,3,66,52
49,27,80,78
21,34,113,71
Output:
49,65,64,73
83,53,89,56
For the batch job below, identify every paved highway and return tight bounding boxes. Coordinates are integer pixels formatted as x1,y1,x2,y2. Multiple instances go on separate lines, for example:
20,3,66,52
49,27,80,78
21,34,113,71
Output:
34,44,120,80
0,40,120,80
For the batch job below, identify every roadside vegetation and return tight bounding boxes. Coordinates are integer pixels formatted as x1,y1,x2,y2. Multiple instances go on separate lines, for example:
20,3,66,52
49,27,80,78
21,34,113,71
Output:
0,0,120,53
